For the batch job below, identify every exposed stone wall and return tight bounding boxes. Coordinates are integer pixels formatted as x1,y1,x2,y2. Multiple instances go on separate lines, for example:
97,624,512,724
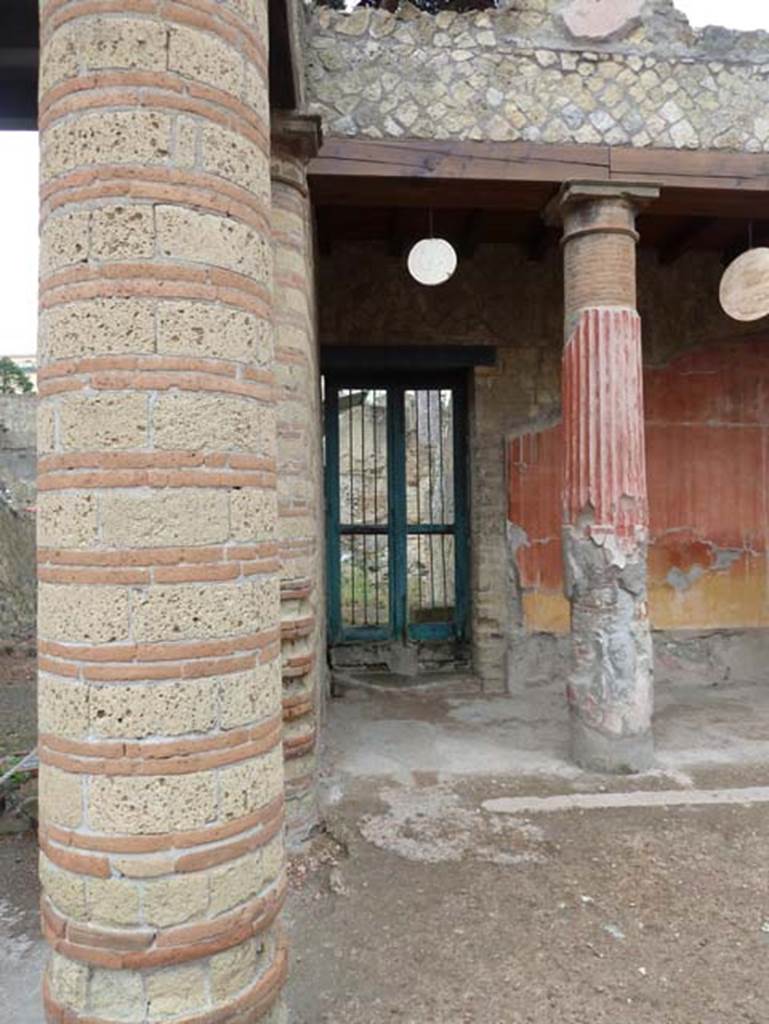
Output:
0,396,36,641
319,240,759,690
37,3,287,1022
305,0,769,151
0,395,36,509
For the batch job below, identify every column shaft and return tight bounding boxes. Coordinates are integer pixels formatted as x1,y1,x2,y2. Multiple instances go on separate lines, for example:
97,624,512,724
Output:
271,117,324,839
37,2,287,1021
557,183,658,773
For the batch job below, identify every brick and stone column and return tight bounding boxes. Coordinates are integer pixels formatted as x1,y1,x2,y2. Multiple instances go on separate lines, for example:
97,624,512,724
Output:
271,114,324,840
555,182,659,773
37,3,287,1022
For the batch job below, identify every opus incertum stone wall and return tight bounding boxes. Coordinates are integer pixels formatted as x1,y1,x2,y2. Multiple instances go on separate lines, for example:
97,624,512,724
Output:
306,0,769,151
37,1,287,1022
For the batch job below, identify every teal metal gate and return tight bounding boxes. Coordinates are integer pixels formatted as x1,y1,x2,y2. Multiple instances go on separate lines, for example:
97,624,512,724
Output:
325,372,469,646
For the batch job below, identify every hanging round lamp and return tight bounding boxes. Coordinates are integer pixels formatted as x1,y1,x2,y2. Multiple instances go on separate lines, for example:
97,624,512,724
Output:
407,237,457,286
720,246,769,322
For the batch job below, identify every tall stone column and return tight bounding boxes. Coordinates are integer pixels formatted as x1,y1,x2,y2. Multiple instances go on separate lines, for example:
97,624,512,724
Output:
555,182,659,773
37,3,287,1022
270,114,324,840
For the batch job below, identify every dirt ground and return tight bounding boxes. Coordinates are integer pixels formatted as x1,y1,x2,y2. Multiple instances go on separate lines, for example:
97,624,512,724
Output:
3,661,769,1023
283,680,769,1024
285,780,769,1024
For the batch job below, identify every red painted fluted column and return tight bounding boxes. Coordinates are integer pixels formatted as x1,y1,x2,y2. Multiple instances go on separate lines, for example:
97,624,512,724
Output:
555,182,659,772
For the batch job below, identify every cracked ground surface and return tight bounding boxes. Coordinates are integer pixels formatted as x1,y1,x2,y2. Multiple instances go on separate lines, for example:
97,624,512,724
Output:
285,680,769,1024
4,670,769,1022
286,777,769,1024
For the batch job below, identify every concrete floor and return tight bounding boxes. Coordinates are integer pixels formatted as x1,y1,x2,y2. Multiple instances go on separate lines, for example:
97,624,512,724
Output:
5,674,769,1021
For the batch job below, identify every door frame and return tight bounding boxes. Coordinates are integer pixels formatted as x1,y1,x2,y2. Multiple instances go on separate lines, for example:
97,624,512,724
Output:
324,368,470,647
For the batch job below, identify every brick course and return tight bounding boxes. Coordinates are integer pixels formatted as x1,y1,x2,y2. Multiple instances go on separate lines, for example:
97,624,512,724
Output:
37,0,286,1020
271,118,325,839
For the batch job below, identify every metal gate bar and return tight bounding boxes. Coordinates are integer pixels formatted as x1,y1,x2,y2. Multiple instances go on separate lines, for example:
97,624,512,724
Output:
325,373,469,646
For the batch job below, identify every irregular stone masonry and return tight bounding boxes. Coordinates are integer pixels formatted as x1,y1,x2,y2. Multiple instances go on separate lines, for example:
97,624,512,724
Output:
271,122,325,839
306,0,769,151
37,0,287,1021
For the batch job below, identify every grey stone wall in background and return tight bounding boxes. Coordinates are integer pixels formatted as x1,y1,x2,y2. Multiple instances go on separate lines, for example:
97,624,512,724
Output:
305,0,769,151
0,396,36,640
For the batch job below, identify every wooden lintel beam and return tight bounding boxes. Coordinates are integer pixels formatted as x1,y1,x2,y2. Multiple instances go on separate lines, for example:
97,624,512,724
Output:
309,138,769,219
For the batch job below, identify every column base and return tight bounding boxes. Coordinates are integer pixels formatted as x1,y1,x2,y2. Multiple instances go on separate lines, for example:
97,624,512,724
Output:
570,715,654,774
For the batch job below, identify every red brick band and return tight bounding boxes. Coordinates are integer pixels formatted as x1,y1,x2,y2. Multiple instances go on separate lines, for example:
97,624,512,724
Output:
39,715,282,775
39,644,280,683
39,451,275,472
38,559,279,584
282,651,316,679
43,164,270,226
279,577,313,601
276,346,310,367
41,792,284,859
285,771,314,799
283,731,316,761
39,353,271,383
41,276,271,320
41,875,285,969
41,0,268,75
280,615,315,640
39,628,279,665
39,542,276,567
42,172,269,243
282,694,314,722
43,937,287,1024
38,468,277,494
41,262,270,310
41,75,268,150
39,370,273,404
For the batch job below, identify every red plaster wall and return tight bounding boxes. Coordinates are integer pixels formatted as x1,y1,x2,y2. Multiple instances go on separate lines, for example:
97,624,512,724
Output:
508,339,769,632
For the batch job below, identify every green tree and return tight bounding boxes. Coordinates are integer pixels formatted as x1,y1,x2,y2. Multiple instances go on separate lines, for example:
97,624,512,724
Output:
0,358,33,394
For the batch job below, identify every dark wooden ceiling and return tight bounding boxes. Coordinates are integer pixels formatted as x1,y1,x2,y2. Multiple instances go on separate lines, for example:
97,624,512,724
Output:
310,139,769,264
313,197,765,265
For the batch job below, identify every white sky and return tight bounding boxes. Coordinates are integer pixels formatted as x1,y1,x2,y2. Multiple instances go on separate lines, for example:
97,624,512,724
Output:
0,2,768,356
677,0,769,29
0,132,37,357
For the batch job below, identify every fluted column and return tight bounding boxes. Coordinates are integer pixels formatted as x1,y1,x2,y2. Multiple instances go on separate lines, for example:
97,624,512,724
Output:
37,2,287,1021
555,182,659,773
271,114,324,840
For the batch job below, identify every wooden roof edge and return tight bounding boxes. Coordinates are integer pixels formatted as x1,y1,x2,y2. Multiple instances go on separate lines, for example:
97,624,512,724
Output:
309,136,769,193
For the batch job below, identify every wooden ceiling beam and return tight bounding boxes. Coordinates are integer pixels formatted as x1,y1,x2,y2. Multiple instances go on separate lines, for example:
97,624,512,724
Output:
309,138,769,221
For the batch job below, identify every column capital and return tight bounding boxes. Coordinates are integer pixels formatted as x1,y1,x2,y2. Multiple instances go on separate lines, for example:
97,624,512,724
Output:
557,179,660,212
546,180,660,241
271,112,323,193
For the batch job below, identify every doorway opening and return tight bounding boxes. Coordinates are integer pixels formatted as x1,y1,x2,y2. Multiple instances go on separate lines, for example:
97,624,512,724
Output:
324,370,470,674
